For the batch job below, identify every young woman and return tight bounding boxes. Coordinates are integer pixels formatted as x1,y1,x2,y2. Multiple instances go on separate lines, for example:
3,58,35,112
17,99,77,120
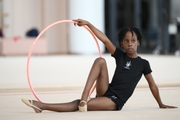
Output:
21,19,177,113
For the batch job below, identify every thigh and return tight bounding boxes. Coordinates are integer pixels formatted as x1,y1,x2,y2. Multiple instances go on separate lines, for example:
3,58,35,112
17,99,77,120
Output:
87,97,117,111
95,58,109,96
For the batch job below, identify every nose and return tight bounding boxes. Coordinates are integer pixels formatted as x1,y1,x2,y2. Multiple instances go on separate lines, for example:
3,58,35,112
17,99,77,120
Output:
128,41,132,46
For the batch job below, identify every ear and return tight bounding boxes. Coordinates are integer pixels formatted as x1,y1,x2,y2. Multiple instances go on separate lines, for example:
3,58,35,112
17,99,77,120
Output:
137,40,140,46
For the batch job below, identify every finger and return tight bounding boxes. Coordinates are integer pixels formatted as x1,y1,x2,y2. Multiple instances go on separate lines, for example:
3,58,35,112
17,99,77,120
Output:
169,106,178,108
166,106,178,108
73,21,79,27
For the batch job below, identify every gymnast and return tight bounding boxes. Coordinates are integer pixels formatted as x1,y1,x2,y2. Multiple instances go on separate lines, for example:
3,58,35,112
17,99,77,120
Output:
21,19,177,113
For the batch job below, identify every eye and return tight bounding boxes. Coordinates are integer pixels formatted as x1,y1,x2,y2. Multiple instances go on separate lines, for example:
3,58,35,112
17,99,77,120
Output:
131,39,135,43
124,40,128,44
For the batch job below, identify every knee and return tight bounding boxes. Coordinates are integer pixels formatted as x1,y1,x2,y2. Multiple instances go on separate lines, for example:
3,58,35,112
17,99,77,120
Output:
94,57,106,65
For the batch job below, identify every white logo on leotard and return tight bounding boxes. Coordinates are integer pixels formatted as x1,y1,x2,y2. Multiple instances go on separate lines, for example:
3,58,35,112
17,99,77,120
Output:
124,61,131,69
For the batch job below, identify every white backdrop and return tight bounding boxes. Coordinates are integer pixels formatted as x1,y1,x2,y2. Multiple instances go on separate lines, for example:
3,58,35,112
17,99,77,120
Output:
68,0,105,54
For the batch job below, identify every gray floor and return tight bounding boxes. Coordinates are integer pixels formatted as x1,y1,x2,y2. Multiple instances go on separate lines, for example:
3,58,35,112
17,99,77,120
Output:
0,54,180,120
1,87,180,120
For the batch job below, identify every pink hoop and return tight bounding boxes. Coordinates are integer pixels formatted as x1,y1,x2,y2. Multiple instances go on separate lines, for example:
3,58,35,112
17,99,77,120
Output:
27,20,102,102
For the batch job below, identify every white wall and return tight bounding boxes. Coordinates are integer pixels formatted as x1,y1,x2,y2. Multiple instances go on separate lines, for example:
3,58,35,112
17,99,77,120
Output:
0,55,180,89
2,0,68,54
43,0,68,54
67,0,105,54
2,0,42,38
2,0,106,55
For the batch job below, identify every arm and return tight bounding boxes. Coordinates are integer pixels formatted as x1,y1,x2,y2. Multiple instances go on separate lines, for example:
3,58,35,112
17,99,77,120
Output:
144,73,177,108
73,19,116,54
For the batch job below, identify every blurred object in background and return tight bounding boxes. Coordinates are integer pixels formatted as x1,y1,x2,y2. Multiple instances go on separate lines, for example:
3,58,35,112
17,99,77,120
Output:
175,16,180,56
26,28,39,37
13,36,19,43
105,0,180,55
0,27,3,38
1,0,180,56
168,23,177,53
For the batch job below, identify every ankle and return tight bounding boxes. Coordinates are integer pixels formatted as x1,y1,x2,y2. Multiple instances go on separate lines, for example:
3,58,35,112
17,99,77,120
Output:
78,100,88,112
81,96,91,102
33,101,44,110
79,100,87,107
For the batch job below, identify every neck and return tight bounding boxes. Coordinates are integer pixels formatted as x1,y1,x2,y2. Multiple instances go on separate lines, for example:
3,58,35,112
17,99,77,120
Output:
126,53,138,58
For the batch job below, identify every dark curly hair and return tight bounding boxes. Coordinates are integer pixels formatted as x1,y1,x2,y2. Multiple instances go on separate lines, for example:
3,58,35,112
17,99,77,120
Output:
118,27,142,47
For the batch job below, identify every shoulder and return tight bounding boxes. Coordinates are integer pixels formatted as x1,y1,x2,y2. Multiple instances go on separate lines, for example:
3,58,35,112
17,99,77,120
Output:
112,47,125,57
138,56,152,75
138,56,150,64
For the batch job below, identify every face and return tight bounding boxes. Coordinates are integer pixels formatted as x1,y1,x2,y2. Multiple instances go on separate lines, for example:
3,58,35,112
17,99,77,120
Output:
121,31,140,56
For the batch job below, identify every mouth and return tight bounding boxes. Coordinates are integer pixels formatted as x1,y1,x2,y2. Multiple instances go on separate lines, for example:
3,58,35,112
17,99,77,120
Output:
127,48,133,51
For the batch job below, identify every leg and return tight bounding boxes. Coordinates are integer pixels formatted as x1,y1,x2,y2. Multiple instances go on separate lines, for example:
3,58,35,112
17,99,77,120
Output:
88,97,117,110
79,58,111,111
41,100,80,112
22,58,111,113
22,99,80,113
81,57,109,101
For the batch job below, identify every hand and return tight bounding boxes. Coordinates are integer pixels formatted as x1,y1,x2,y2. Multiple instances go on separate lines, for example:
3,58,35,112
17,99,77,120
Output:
73,19,89,27
159,104,178,109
